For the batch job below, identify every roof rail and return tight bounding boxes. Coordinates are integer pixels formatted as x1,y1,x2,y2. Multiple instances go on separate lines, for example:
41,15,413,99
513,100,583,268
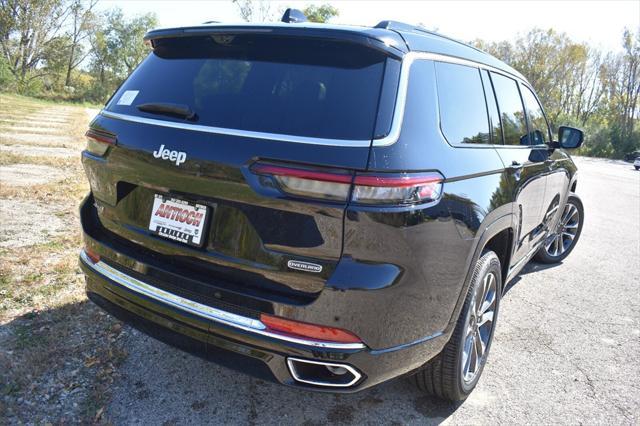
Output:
375,20,488,56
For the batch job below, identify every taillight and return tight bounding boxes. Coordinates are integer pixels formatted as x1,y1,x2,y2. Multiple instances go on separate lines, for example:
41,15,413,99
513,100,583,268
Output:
260,314,362,344
251,164,352,202
352,173,443,205
85,128,116,156
251,163,443,205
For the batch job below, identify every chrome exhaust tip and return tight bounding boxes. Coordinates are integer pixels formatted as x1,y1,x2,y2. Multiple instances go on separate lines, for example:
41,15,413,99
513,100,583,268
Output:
286,357,362,388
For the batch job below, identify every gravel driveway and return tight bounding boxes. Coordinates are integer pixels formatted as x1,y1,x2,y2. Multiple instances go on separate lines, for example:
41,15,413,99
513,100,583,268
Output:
104,157,639,425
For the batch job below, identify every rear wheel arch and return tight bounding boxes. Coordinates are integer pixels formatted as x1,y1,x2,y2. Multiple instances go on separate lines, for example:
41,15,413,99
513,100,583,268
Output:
482,227,513,289
444,215,514,335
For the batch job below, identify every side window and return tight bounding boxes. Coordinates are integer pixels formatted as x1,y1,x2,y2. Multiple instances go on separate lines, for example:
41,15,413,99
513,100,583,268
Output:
490,72,529,146
520,84,551,145
435,62,490,145
480,70,503,144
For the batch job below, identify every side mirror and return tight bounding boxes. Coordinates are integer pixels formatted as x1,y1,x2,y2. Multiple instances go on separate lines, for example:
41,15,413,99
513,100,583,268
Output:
557,126,584,149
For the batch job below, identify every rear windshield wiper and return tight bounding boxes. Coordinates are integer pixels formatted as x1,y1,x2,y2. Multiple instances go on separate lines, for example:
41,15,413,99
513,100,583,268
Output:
137,102,196,120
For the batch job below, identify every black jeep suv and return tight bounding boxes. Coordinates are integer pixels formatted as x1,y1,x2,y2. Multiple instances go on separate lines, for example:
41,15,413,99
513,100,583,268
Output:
79,17,585,401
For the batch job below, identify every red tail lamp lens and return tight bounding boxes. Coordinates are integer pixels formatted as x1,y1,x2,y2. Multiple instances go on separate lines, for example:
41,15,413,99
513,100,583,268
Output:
260,314,362,344
84,247,100,264
251,164,352,202
85,128,117,156
251,162,443,205
352,173,443,204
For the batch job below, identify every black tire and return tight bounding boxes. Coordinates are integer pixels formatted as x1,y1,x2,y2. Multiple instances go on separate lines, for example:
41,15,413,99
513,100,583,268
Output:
635,166,639,170
534,194,584,264
413,251,502,401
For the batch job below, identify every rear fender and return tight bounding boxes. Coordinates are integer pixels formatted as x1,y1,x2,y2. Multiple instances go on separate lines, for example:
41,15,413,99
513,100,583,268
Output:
442,214,515,335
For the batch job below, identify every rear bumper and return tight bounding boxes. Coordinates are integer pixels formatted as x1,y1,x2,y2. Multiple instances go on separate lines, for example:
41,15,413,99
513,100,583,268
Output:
78,193,450,391
80,250,447,391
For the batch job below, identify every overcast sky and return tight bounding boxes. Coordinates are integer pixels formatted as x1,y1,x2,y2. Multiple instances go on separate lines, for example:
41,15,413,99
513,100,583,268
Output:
97,0,640,52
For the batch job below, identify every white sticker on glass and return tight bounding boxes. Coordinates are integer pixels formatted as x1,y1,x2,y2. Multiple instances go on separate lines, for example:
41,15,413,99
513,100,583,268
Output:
117,90,139,106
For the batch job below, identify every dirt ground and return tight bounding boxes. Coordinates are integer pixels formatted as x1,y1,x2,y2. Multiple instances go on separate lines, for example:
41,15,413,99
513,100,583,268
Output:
0,94,126,424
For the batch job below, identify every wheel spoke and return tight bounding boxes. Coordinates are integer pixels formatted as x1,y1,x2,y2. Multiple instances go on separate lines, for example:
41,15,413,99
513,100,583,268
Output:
472,331,482,371
462,334,474,377
478,310,494,327
475,328,485,358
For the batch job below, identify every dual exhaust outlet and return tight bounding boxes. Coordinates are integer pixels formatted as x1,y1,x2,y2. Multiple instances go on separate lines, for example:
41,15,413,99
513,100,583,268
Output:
286,358,362,388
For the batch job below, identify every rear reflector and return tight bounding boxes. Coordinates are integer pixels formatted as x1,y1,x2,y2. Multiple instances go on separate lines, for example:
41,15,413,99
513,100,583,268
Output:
251,162,443,205
260,314,362,344
84,247,101,264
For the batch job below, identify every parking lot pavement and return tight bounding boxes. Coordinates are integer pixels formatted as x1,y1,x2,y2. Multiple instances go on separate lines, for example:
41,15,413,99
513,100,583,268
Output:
106,156,639,425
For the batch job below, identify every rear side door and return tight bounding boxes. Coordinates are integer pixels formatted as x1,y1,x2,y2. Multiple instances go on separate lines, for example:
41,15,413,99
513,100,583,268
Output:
519,84,569,226
484,71,550,265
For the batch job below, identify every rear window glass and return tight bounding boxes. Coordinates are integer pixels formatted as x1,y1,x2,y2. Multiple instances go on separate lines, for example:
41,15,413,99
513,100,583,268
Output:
435,62,490,144
106,35,387,141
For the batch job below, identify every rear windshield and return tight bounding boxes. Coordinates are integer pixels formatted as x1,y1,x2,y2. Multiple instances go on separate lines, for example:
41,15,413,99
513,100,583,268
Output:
106,35,388,141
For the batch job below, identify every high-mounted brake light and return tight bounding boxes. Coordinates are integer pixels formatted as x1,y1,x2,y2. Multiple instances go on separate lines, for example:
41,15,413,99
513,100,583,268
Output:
85,128,116,156
251,163,443,205
260,314,362,344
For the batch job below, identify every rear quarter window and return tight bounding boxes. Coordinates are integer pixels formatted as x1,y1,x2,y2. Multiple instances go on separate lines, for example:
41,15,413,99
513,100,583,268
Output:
106,35,388,142
434,62,490,145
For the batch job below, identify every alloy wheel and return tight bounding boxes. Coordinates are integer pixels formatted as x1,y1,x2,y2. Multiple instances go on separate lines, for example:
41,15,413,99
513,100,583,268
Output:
461,271,497,384
545,202,580,257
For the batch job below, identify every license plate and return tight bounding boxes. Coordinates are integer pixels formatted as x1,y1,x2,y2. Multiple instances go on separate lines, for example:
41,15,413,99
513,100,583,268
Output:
148,194,209,247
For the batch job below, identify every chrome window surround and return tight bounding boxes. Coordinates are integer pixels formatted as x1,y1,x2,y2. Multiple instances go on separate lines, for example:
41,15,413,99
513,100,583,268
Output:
98,52,526,148
286,357,363,388
80,250,365,350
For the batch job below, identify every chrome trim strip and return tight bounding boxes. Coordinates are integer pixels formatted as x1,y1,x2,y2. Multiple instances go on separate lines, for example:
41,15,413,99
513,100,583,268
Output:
81,250,365,350
99,111,371,148
100,52,525,149
81,250,265,329
372,51,524,147
286,357,362,388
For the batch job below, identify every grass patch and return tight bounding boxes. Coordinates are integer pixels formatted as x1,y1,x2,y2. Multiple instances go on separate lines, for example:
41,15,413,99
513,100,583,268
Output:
0,92,102,109
0,151,79,167
0,92,125,424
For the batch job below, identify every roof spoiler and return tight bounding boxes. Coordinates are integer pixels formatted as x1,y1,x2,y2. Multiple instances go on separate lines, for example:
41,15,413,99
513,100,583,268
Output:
143,25,408,59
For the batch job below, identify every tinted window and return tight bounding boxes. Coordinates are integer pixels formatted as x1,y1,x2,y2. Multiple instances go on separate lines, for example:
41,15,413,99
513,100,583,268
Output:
435,62,490,144
520,84,550,145
490,72,529,146
480,70,503,144
107,35,386,141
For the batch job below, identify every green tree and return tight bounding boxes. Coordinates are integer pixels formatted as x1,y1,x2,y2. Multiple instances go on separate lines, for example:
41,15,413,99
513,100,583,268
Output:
63,0,98,87
87,8,157,102
0,0,71,89
303,4,339,23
